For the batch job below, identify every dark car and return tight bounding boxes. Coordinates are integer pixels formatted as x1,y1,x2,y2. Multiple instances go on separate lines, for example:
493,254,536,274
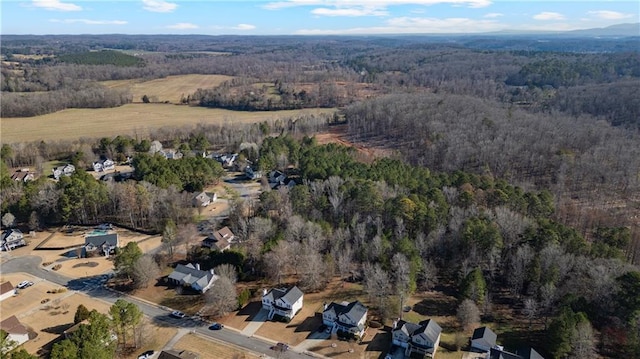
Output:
272,342,290,352
208,322,223,330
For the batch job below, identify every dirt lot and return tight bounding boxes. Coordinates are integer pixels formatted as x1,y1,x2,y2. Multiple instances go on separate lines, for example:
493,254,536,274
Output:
0,272,67,319
308,328,390,359
254,300,324,346
172,332,260,359
119,323,177,359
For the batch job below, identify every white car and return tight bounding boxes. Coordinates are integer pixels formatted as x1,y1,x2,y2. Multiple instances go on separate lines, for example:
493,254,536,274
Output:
170,310,186,319
17,281,33,289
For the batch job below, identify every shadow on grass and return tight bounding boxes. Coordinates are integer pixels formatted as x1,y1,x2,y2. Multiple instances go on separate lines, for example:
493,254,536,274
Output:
364,331,391,352
293,313,322,333
72,261,99,268
412,296,457,317
42,323,73,334
237,301,263,321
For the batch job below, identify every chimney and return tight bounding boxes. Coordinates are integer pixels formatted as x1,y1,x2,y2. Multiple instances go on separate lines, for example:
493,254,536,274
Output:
195,263,201,270
210,268,215,275
323,302,328,311
392,319,399,329
263,288,268,296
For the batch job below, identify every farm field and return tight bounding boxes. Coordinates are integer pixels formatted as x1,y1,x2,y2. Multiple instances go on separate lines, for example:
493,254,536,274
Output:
100,74,234,104
1,104,335,143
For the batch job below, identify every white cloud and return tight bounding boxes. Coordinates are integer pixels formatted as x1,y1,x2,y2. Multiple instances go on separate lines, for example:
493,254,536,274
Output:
484,12,503,18
232,24,256,30
142,0,178,13
265,0,492,14
50,19,127,25
533,12,565,21
311,7,388,17
32,0,81,12
587,10,634,20
297,16,505,34
167,22,198,30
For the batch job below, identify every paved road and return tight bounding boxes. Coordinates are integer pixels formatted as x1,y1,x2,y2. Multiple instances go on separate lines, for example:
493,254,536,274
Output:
0,255,317,359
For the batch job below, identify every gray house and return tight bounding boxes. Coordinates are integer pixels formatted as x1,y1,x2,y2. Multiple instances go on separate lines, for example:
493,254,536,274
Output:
322,300,368,338
262,286,304,321
471,326,497,352
167,263,218,293
392,318,442,358
84,233,118,256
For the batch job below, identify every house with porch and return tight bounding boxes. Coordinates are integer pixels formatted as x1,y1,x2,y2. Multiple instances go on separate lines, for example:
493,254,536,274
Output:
262,286,304,321
167,263,218,293
84,233,119,256
322,300,368,339
1,229,26,251
392,318,442,358
202,226,235,251
11,169,34,183
93,159,115,172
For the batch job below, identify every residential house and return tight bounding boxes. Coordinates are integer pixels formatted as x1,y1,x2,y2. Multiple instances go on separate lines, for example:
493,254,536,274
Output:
160,149,183,160
1,229,26,251
0,315,29,352
392,319,442,358
158,349,200,359
84,233,119,256
471,326,497,353
0,281,15,301
322,300,368,338
202,226,235,251
268,170,286,184
167,263,218,293
211,153,238,168
244,166,261,180
262,286,304,321
11,169,34,183
52,164,75,180
489,347,544,359
193,192,214,207
93,159,115,172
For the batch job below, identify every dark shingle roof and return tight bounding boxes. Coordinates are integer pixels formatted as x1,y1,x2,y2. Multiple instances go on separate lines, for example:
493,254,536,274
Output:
85,233,118,246
416,319,442,343
472,326,497,348
0,281,14,295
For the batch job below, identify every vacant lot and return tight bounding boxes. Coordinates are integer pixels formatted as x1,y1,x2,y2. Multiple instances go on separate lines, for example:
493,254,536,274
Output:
1,104,335,143
101,74,234,104
172,332,259,359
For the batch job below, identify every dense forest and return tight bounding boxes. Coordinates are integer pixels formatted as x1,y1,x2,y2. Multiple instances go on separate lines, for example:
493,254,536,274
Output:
1,34,640,358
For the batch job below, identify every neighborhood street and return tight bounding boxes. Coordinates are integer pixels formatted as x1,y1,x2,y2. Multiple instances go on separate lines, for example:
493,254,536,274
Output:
0,255,316,359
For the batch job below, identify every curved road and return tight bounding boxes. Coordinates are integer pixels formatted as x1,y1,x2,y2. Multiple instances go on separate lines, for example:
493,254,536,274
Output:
0,255,313,359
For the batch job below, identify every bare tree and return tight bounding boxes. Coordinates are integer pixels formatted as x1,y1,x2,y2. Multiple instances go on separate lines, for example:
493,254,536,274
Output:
418,260,438,291
569,320,596,359
176,223,198,253
263,241,290,284
298,251,326,292
1,212,15,228
204,276,237,318
363,263,391,314
522,297,538,329
457,299,481,331
392,253,411,316
132,255,161,289
215,264,238,285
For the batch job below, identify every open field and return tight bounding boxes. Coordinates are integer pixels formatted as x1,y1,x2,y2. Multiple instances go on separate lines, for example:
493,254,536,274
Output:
100,74,234,104
1,105,336,143
172,332,260,359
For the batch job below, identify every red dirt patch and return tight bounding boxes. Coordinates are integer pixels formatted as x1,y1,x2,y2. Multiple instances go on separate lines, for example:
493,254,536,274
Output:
315,124,394,164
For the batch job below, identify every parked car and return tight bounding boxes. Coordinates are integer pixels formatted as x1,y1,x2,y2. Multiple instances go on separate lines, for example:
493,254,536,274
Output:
272,342,290,352
208,322,223,330
137,350,155,359
170,310,186,319
17,281,33,289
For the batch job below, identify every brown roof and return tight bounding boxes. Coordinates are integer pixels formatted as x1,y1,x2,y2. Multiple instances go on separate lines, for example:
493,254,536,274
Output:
0,281,14,295
0,315,29,335
213,227,234,242
158,349,199,359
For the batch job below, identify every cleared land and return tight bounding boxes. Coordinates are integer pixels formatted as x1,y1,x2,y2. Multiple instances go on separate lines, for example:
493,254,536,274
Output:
101,74,234,104
1,104,335,143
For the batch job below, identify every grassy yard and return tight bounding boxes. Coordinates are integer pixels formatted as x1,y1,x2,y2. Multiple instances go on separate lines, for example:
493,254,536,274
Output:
2,104,335,143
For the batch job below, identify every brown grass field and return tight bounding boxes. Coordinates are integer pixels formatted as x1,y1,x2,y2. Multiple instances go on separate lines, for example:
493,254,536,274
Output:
100,74,234,103
1,104,335,143
172,333,260,359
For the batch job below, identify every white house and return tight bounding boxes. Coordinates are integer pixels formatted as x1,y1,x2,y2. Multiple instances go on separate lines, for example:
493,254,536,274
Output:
262,286,304,321
93,159,115,172
1,229,26,251
471,326,497,353
193,192,213,207
52,164,75,179
0,315,29,352
392,319,442,358
322,300,368,338
0,281,15,301
167,263,218,293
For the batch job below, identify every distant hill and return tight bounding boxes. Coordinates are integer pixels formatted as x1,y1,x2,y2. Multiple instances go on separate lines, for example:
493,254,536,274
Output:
564,23,639,37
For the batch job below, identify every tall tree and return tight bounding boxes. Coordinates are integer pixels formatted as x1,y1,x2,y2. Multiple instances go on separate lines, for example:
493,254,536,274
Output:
162,219,177,259
109,299,143,348
114,242,142,280
457,299,481,331
204,276,237,318
132,255,161,289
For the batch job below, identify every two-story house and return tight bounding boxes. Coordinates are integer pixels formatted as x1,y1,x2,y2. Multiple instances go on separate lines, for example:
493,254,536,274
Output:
1,229,26,251
262,286,304,321
84,233,119,256
471,326,497,353
392,318,442,358
322,300,368,339
93,159,115,172
52,164,75,180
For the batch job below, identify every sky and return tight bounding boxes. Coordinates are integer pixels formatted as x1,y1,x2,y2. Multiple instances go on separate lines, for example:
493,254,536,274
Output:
1,0,638,35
